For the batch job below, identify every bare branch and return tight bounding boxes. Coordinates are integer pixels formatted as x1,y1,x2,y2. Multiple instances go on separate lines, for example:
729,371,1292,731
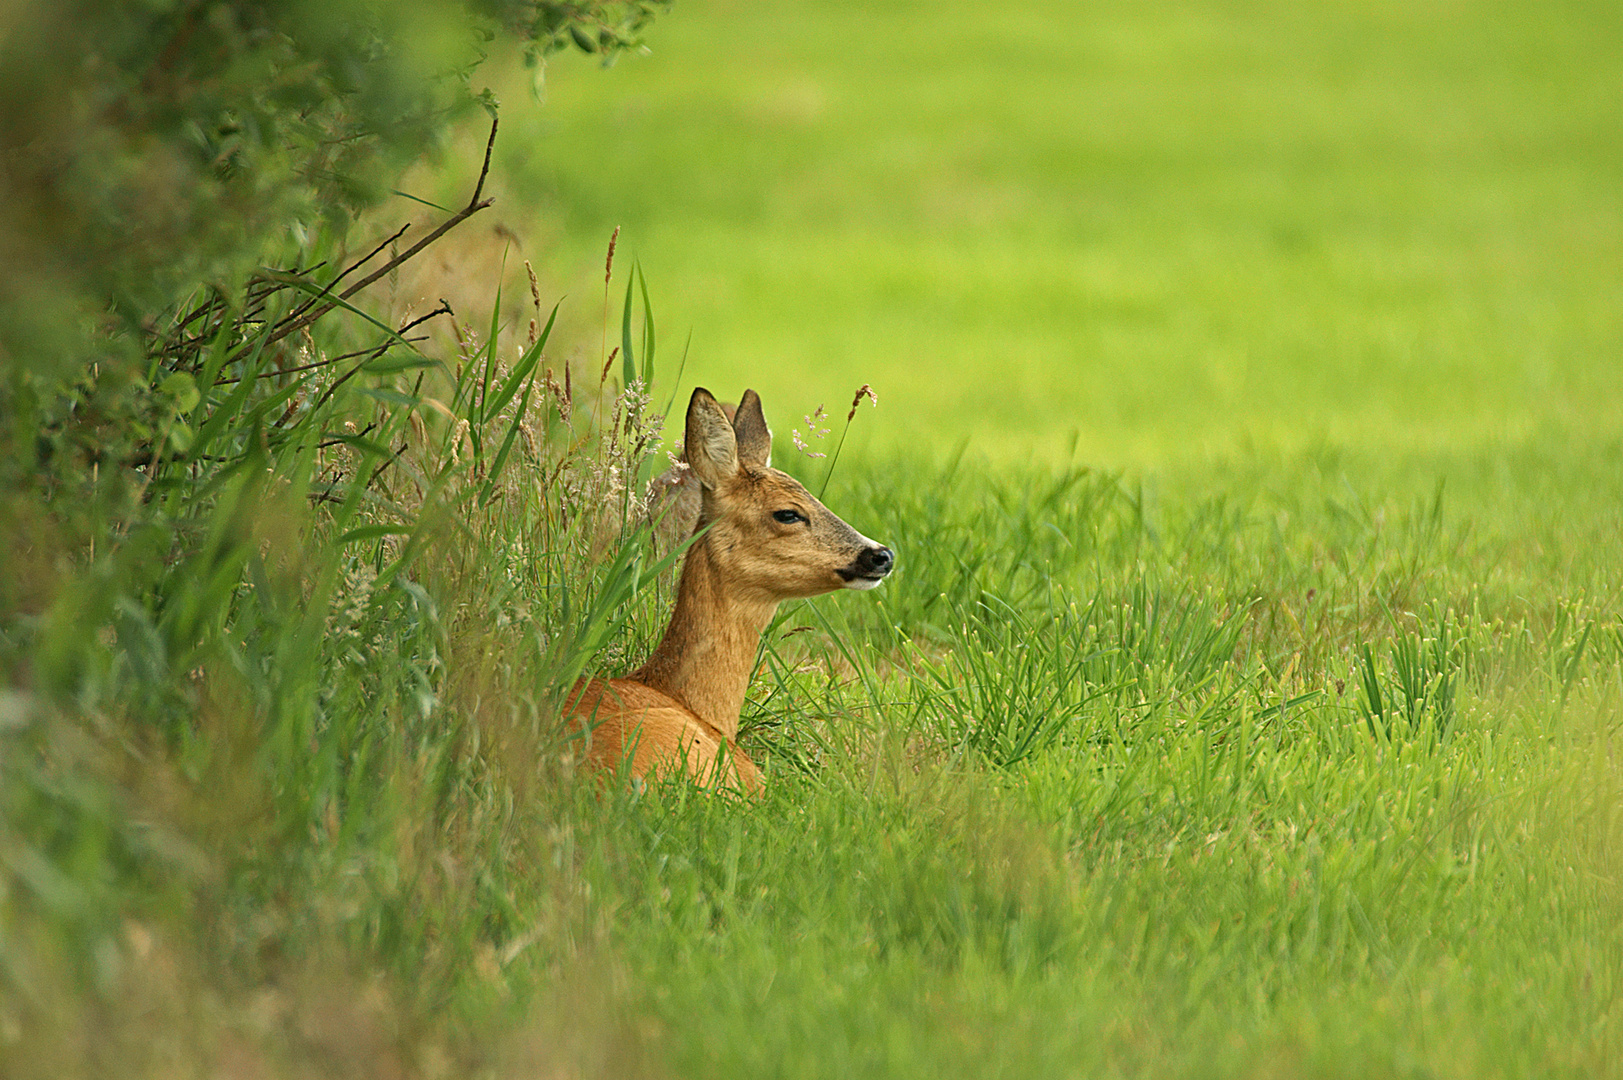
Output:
260,115,500,350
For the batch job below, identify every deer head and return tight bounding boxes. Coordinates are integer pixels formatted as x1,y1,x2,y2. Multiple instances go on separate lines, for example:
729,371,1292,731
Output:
683,387,894,601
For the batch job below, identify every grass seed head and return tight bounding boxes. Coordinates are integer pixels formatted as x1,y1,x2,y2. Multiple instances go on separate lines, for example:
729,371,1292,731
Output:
848,383,877,421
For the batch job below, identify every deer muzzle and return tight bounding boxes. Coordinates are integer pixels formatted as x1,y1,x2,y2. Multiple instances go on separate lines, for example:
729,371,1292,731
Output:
838,543,895,590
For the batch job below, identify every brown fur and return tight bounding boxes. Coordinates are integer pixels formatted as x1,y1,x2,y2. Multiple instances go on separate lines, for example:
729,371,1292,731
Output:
646,402,734,556
566,388,893,793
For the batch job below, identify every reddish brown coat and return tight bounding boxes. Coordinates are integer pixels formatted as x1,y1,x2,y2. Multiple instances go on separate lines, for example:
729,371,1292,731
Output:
566,388,894,792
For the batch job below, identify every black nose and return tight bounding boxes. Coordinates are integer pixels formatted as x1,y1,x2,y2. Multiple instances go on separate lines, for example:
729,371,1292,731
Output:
858,546,894,576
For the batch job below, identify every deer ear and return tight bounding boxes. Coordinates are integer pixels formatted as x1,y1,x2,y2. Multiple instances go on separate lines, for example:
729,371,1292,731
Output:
685,387,738,488
732,389,772,469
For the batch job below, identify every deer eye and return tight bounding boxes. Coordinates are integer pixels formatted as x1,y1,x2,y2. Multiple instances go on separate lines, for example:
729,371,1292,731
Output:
772,509,806,525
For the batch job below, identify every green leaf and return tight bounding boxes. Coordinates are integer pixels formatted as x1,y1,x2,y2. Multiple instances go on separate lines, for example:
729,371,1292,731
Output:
479,271,505,424
621,267,637,390
326,434,397,459
160,371,200,413
478,379,536,509
357,387,422,408
390,189,453,214
362,356,440,376
638,263,656,388
166,423,195,454
485,302,557,421
338,523,414,545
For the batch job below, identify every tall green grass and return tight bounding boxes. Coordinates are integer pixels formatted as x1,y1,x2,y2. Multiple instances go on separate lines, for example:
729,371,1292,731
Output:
6,0,1623,1075
565,444,1622,1079
5,295,1620,1074
0,198,689,1075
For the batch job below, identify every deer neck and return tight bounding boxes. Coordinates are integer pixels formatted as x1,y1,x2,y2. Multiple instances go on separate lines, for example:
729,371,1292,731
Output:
631,536,776,741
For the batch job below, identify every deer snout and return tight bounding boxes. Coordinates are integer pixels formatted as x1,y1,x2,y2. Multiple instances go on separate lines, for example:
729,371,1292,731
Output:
860,546,895,576
840,544,895,590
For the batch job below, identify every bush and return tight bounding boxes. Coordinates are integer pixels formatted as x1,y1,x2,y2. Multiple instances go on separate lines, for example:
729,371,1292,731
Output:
0,0,669,663
0,4,679,1073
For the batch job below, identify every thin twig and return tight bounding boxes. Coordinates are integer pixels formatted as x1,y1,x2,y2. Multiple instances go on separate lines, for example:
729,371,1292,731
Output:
310,439,412,506
172,291,225,337
210,332,432,386
317,421,380,449
260,115,499,350
365,441,411,490
160,261,328,357
309,303,454,414
286,223,412,325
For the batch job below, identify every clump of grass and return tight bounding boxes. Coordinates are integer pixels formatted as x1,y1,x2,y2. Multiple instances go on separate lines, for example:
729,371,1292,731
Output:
1356,604,1463,742
0,133,689,1075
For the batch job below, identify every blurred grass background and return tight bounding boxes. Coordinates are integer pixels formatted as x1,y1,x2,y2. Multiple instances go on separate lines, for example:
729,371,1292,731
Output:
448,0,1623,468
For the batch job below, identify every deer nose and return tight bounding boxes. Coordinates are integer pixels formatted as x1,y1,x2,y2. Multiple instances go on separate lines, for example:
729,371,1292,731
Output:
858,546,895,577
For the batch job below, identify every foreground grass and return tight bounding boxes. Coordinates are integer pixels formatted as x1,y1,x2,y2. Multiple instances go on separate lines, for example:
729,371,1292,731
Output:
575,445,1623,1079
6,425,1619,1078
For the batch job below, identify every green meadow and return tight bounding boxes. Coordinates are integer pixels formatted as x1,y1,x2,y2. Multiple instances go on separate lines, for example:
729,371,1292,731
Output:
5,2,1623,1078
497,0,1623,468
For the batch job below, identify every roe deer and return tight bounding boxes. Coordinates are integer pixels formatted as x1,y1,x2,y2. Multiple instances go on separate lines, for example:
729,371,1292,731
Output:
565,387,894,792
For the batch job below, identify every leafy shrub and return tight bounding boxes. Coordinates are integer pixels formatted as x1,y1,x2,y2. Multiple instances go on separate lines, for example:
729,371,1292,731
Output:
0,4,680,1072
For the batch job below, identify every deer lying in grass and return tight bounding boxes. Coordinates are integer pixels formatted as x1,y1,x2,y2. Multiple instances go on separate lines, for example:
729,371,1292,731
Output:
566,387,894,792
